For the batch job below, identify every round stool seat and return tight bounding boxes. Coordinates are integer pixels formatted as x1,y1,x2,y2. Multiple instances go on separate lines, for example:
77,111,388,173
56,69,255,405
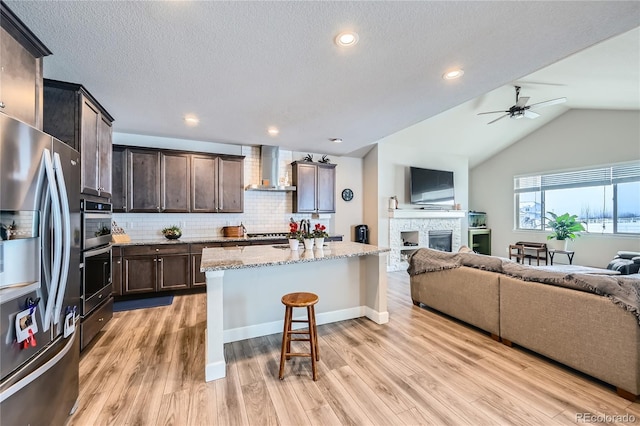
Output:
281,292,318,307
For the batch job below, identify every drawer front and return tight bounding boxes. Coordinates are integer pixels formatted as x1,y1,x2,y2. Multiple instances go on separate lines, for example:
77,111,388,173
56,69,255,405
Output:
80,297,113,351
112,246,123,256
123,244,189,256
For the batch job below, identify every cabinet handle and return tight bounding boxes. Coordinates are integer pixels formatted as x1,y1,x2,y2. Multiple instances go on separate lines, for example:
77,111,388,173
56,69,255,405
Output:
117,260,121,264
155,248,159,252
98,317,104,322
158,258,163,262
153,258,157,262
0,101,5,108
98,294,103,299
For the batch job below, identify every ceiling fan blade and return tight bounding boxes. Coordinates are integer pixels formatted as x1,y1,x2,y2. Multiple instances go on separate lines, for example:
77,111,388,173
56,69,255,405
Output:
524,110,540,119
515,96,530,107
528,97,567,110
477,110,509,115
487,114,509,124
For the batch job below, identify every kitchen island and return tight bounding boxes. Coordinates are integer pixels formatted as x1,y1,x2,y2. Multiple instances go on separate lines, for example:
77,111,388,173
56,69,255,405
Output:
201,241,390,381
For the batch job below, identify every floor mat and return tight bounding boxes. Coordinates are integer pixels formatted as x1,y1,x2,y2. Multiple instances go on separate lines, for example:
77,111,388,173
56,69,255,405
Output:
113,295,174,312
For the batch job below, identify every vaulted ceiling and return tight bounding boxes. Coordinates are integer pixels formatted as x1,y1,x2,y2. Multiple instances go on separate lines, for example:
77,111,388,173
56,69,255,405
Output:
6,1,640,163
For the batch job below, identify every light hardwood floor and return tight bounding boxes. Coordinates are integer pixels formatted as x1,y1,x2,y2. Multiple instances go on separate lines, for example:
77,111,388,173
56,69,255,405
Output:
70,271,639,425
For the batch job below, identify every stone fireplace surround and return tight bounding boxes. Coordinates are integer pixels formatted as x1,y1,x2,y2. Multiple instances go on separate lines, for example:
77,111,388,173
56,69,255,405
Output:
388,210,464,271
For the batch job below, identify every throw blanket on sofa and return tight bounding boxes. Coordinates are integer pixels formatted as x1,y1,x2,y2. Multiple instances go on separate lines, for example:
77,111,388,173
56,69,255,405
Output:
408,248,640,324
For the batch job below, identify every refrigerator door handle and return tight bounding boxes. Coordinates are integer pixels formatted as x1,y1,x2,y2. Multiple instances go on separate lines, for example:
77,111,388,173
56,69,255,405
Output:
52,152,71,327
41,149,63,332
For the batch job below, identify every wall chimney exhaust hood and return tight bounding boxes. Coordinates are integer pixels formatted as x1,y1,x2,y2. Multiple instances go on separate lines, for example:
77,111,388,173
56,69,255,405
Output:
245,145,296,191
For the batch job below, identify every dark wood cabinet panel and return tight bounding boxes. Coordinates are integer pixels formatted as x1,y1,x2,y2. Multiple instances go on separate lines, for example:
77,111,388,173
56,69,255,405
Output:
112,254,122,296
80,97,100,196
293,162,317,213
191,253,205,287
98,115,113,198
191,155,218,212
158,254,190,291
123,256,156,294
0,4,50,129
43,79,114,198
218,157,244,213
316,164,336,213
161,152,190,212
292,161,336,213
112,146,126,212
128,149,160,212
0,27,43,128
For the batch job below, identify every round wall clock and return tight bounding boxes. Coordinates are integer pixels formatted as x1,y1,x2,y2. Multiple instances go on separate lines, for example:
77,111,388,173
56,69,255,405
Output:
341,188,354,201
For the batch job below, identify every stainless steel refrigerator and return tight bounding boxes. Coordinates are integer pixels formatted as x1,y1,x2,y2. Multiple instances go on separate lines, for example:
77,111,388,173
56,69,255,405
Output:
0,113,81,425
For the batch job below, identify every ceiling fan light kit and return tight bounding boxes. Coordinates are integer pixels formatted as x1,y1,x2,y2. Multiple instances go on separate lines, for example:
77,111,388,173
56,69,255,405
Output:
478,86,566,124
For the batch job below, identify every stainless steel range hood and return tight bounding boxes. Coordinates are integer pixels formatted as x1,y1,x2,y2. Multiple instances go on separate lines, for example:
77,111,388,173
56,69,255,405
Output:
245,145,296,191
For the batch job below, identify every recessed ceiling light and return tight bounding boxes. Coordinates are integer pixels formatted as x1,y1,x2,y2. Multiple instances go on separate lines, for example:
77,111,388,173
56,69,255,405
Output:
267,126,279,136
184,115,199,126
443,68,464,80
329,138,343,143
335,32,359,47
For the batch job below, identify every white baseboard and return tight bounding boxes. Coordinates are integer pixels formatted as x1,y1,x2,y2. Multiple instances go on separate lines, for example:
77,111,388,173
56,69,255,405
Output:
205,361,226,382
223,306,369,343
365,306,389,324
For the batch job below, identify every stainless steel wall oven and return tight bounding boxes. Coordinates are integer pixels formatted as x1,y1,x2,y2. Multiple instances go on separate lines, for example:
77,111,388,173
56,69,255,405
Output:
79,200,113,350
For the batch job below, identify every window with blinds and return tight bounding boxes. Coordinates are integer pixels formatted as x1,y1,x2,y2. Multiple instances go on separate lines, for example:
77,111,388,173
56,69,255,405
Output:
514,161,640,234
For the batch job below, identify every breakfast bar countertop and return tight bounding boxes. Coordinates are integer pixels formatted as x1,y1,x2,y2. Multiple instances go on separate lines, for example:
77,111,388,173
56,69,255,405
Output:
200,241,390,272
112,235,344,246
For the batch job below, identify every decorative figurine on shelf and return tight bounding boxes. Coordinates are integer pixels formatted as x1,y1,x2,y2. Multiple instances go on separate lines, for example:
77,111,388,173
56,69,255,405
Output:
318,155,331,164
302,154,314,162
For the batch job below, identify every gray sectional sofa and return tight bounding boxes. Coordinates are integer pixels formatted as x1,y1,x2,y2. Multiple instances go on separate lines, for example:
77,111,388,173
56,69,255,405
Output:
408,248,640,401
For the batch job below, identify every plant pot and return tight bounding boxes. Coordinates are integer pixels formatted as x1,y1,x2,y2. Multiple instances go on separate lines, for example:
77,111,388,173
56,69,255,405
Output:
164,233,181,240
303,238,315,250
314,237,325,248
548,239,567,251
288,239,300,250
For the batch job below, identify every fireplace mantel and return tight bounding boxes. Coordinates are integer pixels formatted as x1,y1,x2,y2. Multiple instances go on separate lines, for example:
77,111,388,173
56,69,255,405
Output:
388,209,466,219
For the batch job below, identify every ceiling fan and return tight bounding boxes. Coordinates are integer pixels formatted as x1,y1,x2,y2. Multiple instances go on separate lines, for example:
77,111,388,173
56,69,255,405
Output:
478,86,567,124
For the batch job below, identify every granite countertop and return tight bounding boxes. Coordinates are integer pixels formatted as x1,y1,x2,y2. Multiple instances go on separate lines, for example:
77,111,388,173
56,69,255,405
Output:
113,235,344,246
200,241,390,272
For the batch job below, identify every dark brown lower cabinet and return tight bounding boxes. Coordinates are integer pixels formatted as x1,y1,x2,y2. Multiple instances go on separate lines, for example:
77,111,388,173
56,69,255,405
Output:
123,256,157,294
121,244,190,295
158,254,190,290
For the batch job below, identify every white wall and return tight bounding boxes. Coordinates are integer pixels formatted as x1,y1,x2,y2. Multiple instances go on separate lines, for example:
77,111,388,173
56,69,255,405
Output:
113,133,364,240
470,109,640,267
363,129,470,259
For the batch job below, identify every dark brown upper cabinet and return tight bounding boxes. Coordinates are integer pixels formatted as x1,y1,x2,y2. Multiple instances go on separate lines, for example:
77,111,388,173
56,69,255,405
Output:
43,79,114,199
291,161,336,213
114,146,243,213
0,2,51,129
161,151,190,212
191,155,244,213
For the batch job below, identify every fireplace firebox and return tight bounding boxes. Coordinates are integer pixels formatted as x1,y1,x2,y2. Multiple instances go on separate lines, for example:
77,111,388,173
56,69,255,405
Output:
428,230,453,252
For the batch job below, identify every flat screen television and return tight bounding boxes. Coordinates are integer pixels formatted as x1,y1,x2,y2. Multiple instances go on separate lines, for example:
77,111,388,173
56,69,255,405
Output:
409,166,455,205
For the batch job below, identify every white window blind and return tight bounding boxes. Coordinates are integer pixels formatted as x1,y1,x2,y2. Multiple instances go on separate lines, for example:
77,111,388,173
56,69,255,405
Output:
514,161,640,193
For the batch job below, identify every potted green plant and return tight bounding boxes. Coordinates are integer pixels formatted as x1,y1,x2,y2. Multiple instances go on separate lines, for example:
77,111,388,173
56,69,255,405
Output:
162,225,182,240
545,212,585,250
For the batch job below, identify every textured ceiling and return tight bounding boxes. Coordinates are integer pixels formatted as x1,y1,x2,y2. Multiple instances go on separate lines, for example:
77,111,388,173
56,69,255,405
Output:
6,1,640,159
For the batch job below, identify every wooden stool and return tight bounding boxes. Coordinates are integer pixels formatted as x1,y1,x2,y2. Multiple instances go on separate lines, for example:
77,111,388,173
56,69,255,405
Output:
279,292,319,381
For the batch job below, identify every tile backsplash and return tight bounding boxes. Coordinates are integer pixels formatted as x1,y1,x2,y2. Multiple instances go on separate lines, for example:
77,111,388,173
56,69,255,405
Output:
113,146,331,239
